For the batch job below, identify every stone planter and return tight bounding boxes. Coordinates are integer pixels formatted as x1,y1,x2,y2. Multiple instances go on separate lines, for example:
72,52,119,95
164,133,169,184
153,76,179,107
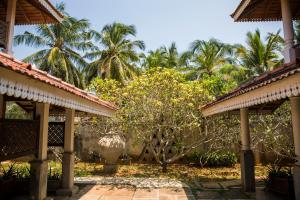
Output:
98,132,126,173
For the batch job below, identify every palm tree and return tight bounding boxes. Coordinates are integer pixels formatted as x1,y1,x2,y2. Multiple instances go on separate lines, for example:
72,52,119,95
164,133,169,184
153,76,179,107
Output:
84,22,145,84
14,3,93,88
142,42,180,69
161,42,180,68
141,49,167,69
183,39,232,80
237,29,283,78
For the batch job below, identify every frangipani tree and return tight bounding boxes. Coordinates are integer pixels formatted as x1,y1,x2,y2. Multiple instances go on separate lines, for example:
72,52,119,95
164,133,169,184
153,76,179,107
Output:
115,68,226,172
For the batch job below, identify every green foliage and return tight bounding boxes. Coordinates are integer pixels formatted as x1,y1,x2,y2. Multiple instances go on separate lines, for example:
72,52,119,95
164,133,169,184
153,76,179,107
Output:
265,166,293,191
205,152,238,167
5,102,31,119
236,29,284,79
14,3,93,88
192,152,238,168
48,166,61,180
88,78,121,103
201,73,237,97
141,42,180,69
182,39,234,79
85,22,145,84
0,164,16,181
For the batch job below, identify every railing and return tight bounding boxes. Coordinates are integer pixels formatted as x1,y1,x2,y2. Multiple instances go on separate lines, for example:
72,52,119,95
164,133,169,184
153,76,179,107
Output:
0,119,40,161
48,122,65,147
0,20,7,49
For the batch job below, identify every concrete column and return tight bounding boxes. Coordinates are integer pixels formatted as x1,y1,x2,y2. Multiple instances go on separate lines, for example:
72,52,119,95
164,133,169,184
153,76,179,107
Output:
30,103,49,200
5,0,17,55
57,108,76,196
0,94,5,119
290,97,300,200
281,0,294,63
240,108,256,192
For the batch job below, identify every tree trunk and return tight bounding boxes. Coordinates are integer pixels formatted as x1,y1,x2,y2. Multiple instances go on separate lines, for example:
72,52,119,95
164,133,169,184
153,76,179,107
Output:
162,162,167,173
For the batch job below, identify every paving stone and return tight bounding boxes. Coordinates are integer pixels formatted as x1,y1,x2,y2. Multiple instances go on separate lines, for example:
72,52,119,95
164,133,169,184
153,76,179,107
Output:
201,182,223,189
196,191,222,199
219,180,241,188
133,189,159,199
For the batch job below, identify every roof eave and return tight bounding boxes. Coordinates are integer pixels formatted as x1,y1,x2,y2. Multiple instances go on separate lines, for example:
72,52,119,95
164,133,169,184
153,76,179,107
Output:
231,0,252,22
37,0,64,23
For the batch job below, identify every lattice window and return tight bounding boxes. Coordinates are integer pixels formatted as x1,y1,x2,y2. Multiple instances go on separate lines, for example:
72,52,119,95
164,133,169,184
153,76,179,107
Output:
48,122,65,147
0,21,7,49
0,119,39,161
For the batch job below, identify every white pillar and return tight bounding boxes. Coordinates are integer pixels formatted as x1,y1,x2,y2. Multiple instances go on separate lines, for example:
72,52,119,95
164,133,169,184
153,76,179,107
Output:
0,94,5,119
5,0,17,55
281,0,294,63
30,103,49,200
241,108,251,150
290,97,300,200
57,108,76,196
240,108,255,192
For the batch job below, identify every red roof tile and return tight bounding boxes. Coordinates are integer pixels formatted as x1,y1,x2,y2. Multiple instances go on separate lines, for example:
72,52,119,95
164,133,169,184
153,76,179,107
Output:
0,52,117,111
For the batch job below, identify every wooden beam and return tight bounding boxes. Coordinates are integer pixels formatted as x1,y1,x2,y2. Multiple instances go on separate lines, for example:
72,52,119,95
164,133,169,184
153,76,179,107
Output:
17,2,31,23
0,94,6,119
4,0,17,55
35,102,49,160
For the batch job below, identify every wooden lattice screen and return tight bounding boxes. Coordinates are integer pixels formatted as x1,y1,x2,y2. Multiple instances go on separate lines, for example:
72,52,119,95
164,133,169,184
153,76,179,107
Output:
48,122,65,147
0,119,39,162
0,20,7,48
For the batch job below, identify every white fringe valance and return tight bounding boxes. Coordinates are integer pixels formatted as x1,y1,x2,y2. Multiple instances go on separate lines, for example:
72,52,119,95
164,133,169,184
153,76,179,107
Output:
203,79,300,116
0,77,111,117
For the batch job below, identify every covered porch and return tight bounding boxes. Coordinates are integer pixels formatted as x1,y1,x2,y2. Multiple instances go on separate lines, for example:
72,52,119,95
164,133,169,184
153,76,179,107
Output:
201,47,300,198
0,52,117,199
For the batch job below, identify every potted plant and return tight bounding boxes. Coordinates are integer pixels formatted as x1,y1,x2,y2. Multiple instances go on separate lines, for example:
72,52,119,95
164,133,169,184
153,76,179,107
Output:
98,131,126,173
15,166,31,195
265,165,295,199
0,164,17,197
47,166,61,193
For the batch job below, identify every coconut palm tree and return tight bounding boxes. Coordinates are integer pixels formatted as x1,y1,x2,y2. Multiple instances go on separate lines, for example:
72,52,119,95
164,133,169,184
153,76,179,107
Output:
237,29,283,78
183,39,233,80
141,49,167,69
141,42,181,69
14,3,93,88
84,22,145,84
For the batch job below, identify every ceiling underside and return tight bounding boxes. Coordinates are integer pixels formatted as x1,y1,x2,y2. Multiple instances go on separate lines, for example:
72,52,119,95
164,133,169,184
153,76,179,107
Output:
232,0,300,22
0,0,63,25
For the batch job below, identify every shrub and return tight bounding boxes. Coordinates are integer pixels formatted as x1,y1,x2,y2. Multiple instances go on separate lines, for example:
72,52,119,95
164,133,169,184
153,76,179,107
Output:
193,151,238,167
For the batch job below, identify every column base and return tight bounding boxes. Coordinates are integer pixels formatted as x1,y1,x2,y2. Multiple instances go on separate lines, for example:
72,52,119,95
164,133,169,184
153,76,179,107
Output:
293,165,300,200
59,152,75,195
240,150,256,192
56,185,78,196
29,159,49,200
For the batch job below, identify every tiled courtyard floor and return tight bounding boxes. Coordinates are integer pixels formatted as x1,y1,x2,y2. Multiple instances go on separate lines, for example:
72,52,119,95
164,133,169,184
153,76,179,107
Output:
49,177,289,200
70,186,195,200
59,185,286,200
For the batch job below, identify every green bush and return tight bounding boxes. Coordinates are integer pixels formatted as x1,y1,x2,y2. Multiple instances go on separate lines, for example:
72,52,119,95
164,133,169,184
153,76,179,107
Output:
192,151,238,167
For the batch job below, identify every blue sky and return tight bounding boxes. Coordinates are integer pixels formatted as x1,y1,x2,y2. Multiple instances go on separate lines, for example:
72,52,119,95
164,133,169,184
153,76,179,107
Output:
13,0,282,59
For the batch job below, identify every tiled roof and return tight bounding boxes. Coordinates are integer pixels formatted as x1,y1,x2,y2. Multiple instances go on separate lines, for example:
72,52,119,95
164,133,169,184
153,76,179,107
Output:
0,52,117,111
202,59,300,110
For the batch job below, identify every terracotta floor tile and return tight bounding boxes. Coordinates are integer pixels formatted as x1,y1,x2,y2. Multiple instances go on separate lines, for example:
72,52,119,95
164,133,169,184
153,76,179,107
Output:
133,189,159,198
103,187,135,197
